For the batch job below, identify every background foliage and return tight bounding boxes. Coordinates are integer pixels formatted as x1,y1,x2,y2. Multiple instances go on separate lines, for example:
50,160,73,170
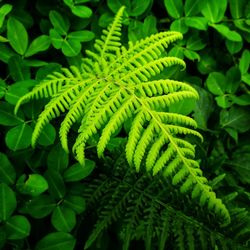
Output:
0,0,249,249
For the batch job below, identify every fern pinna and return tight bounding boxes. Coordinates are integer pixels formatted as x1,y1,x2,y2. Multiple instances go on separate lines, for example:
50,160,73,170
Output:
15,7,229,223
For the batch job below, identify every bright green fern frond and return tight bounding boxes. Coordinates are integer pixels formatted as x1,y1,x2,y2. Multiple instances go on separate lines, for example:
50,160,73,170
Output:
15,6,230,224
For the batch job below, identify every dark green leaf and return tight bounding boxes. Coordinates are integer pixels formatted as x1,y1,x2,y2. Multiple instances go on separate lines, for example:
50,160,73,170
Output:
44,170,66,200
183,49,200,61
8,55,30,81
5,123,33,151
232,94,250,106
68,31,95,42
63,195,86,214
0,152,16,185
0,101,24,126
16,174,48,196
36,63,62,80
49,11,69,35
63,160,95,182
6,215,30,239
25,35,51,57
0,80,6,98
220,106,250,132
71,5,92,18
0,44,15,63
47,144,69,172
239,50,250,75
206,72,226,95
211,24,242,42
0,4,12,29
7,17,28,55
186,35,206,51
197,52,217,74
164,0,183,19
51,206,76,232
0,183,16,221
22,195,56,219
225,40,243,54
35,232,76,250
229,0,247,18
225,66,241,93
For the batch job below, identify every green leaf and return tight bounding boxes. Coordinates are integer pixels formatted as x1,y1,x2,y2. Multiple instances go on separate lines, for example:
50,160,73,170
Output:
242,74,250,86
0,4,12,29
193,87,214,129
62,39,81,57
186,35,206,51
0,183,16,221
143,15,157,37
185,17,208,30
16,174,48,196
25,35,51,57
197,52,217,74
8,55,30,81
7,17,28,55
51,206,76,232
68,31,95,42
201,0,227,23
229,0,247,18
183,49,200,61
206,72,226,95
71,5,92,18
6,215,30,239
49,11,69,35
184,0,202,16
22,195,56,219
0,44,15,63
5,123,33,151
63,160,95,182
220,106,250,132
47,144,69,172
44,170,66,200
211,24,242,42
170,19,188,33
49,29,64,49
215,95,233,108
0,101,24,126
225,66,241,94
37,124,56,146
164,0,183,19
232,94,250,106
108,0,151,16
169,98,196,115
0,80,6,98
63,195,86,214
0,35,9,42
239,50,250,75
225,40,243,54
0,152,16,185
35,232,76,250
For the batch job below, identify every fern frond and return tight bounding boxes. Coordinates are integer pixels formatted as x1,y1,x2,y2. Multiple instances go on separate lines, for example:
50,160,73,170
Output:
15,6,230,223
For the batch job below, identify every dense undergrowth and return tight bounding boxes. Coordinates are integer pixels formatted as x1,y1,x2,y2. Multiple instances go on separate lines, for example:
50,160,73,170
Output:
0,0,249,249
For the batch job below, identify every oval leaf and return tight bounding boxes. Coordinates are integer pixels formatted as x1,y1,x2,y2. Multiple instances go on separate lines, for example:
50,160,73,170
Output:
0,152,16,185
25,35,51,57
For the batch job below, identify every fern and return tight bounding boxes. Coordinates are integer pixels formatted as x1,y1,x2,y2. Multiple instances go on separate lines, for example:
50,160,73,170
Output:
15,6,230,222
82,155,249,250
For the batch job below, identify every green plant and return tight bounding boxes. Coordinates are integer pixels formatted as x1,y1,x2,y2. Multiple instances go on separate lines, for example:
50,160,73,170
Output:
0,0,249,250
16,6,229,224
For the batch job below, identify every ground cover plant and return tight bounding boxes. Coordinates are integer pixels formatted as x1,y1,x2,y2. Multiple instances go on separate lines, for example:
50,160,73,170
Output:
0,0,249,249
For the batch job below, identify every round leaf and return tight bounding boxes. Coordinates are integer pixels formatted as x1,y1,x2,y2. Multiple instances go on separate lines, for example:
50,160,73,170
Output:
164,0,183,19
16,174,48,196
5,123,33,151
68,31,95,42
6,215,31,239
38,123,56,146
35,232,76,250
7,17,28,55
49,11,69,35
71,5,92,18
0,183,16,221
51,206,76,232
62,39,81,57
206,72,226,95
64,195,86,214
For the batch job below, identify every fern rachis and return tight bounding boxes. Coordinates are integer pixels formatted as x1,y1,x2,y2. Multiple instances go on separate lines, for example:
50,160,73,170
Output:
15,6,230,223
